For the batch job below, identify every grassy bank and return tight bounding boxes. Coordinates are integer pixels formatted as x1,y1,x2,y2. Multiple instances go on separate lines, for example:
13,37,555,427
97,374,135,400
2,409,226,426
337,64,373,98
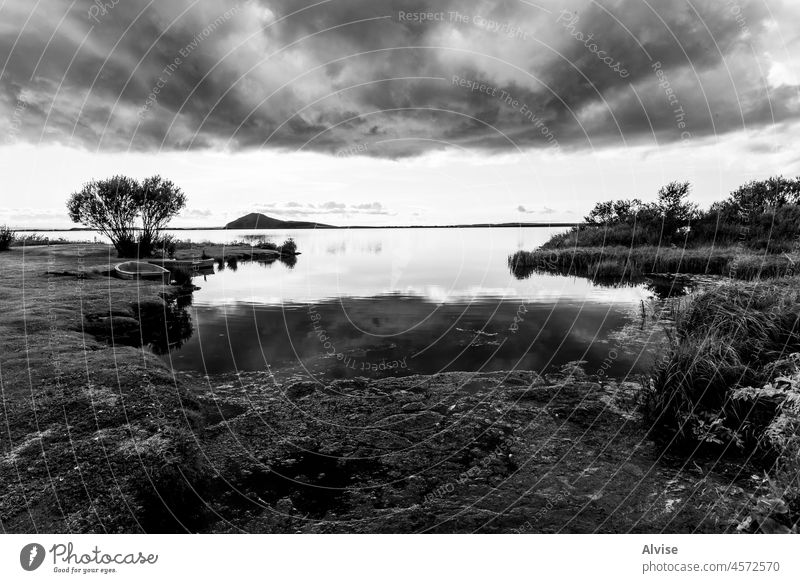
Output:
0,244,210,532
642,277,800,533
0,240,306,532
11,233,98,246
511,202,800,532
513,177,800,282
1,228,299,261
172,239,298,263
509,246,798,281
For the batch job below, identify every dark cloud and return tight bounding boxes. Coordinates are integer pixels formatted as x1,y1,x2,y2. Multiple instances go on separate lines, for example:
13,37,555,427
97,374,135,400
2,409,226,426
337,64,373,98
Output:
1,0,798,157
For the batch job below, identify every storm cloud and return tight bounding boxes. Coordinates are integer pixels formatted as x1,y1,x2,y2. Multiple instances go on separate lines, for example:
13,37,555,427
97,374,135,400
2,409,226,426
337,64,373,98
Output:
1,0,798,158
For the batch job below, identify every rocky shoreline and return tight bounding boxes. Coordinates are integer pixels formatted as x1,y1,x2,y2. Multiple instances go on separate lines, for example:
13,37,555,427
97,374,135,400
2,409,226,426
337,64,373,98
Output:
189,368,755,533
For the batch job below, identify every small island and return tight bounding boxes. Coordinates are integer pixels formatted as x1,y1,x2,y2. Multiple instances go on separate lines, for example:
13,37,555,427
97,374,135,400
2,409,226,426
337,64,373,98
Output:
224,212,332,230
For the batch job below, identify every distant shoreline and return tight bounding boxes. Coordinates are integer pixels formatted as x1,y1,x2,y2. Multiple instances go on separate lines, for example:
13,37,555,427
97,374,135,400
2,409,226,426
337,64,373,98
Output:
13,222,577,232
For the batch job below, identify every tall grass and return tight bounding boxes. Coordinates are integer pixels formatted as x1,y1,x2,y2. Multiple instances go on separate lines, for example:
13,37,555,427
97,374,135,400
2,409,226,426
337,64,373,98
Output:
645,282,800,436
167,266,195,288
173,237,299,256
12,234,83,246
509,246,797,281
542,223,666,249
642,279,800,531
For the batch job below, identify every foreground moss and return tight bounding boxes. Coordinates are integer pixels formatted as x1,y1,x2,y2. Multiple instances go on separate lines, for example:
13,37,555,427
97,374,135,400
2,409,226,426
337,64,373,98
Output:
0,244,209,532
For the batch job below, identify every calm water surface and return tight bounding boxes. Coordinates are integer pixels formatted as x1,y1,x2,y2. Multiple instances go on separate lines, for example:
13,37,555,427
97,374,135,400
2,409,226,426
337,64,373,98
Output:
34,227,663,380
175,228,660,380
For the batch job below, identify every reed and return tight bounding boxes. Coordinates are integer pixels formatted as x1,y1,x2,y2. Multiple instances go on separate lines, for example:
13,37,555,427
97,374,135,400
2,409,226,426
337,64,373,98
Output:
168,265,195,287
509,246,797,281
7,232,91,247
641,278,800,531
643,278,800,442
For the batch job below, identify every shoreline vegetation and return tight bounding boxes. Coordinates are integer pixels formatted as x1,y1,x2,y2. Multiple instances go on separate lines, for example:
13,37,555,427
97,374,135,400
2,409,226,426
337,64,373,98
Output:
4,232,300,253
509,176,800,533
509,245,798,282
644,279,800,533
510,177,800,282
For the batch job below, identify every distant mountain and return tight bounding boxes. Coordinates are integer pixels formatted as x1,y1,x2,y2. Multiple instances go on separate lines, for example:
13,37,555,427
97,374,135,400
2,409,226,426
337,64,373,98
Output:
224,213,332,229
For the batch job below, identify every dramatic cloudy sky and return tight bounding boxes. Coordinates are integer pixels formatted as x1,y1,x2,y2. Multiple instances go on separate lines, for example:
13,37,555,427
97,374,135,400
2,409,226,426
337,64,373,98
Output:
1,0,799,227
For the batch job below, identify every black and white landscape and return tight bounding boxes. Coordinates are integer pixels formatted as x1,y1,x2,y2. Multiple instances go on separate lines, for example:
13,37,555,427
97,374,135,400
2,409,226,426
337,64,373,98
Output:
1,0,799,535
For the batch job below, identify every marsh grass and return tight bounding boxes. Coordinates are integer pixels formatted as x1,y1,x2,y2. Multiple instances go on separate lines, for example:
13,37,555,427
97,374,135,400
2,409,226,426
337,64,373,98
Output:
641,279,800,531
171,238,299,265
173,239,217,250
644,280,800,438
14,233,97,246
167,266,196,288
509,246,797,281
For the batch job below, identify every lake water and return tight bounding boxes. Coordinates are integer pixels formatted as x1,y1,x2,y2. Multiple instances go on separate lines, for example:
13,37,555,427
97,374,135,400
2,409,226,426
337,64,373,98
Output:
32,227,664,380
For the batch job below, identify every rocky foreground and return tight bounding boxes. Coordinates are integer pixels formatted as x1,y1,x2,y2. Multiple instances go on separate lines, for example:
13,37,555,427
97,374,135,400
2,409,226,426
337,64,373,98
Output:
188,368,755,533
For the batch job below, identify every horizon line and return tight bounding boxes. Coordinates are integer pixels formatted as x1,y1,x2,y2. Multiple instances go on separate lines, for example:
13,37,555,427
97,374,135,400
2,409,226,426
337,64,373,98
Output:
11,222,579,232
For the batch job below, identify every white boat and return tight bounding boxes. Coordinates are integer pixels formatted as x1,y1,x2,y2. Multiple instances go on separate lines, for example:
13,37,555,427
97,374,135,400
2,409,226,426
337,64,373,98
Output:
114,261,170,281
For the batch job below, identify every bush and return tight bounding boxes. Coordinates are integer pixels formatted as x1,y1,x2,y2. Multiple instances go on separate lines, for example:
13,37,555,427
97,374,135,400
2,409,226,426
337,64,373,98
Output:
689,202,800,252
731,356,800,533
0,225,13,251
152,234,178,258
168,266,195,288
574,181,697,247
67,175,186,258
537,177,800,253
729,176,800,212
541,223,666,249
136,176,187,256
278,238,297,255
